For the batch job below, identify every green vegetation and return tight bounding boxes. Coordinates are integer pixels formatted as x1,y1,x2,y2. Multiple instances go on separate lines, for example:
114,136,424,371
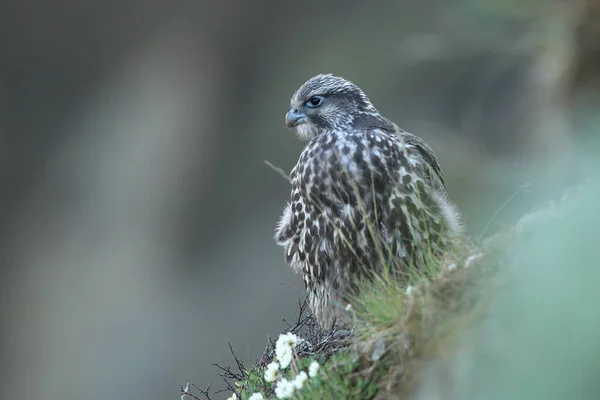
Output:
184,173,600,400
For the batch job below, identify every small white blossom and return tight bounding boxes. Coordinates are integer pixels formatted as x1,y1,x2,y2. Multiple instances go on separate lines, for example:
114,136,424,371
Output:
345,303,352,311
276,345,294,369
405,285,413,295
248,393,264,400
274,378,296,399
226,394,237,400
308,361,320,378
264,361,280,382
276,332,300,350
448,263,457,271
293,371,308,390
275,332,300,368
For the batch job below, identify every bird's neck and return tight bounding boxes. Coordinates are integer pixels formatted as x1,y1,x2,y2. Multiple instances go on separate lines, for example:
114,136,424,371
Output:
350,112,395,133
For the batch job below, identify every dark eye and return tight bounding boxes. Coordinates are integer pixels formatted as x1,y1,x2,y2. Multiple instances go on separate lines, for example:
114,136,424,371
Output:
305,96,324,108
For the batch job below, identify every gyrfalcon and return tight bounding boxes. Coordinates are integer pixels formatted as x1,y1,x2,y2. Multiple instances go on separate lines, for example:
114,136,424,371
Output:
275,74,462,327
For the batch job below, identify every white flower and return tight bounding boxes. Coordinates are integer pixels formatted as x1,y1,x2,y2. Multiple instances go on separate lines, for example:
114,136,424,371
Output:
308,361,320,378
405,285,413,295
275,332,300,368
277,332,300,350
448,263,457,271
293,371,308,390
345,303,352,312
226,394,237,400
248,393,264,400
274,378,296,399
264,361,280,382
276,345,294,369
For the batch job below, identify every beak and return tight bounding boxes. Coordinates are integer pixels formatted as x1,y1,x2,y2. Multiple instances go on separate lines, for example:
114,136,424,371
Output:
285,108,306,128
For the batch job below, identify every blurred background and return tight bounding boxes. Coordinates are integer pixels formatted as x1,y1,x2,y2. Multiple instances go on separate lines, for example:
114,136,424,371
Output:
0,0,598,399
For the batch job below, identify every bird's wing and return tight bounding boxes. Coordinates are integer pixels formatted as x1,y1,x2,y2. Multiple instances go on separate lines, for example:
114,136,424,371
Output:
400,131,446,192
353,115,446,192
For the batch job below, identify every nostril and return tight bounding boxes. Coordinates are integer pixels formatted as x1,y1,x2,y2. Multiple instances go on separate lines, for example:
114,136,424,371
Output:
292,108,299,115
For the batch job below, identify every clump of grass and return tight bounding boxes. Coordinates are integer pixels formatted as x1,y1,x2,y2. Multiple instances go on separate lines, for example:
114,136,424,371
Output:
349,240,494,399
182,234,499,400
293,352,379,399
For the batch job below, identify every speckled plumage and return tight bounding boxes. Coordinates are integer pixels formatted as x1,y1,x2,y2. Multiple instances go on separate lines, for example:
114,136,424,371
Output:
275,74,462,327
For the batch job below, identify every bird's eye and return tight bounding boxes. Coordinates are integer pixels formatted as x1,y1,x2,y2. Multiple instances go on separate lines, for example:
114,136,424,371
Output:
305,96,324,108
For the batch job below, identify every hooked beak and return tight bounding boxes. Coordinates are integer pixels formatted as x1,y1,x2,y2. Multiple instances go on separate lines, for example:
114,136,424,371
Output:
285,108,306,128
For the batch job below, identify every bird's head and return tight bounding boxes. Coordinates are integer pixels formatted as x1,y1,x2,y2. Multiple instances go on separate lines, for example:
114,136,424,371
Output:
285,74,379,140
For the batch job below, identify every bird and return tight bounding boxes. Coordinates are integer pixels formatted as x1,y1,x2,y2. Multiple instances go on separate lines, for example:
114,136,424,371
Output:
274,74,462,328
